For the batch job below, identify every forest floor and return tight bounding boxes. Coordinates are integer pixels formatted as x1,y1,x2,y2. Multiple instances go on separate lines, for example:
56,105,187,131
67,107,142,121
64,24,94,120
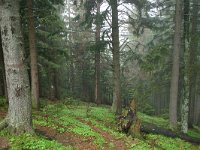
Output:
0,98,200,150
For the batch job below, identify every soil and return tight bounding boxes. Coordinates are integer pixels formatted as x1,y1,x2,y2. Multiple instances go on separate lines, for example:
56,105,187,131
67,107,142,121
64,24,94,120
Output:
0,137,9,150
36,122,128,150
36,125,99,150
79,119,128,150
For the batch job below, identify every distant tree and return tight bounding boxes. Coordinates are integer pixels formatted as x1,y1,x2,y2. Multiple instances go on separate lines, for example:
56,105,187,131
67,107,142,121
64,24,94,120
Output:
27,0,40,109
188,0,199,128
94,0,101,105
110,0,122,114
169,0,183,130
0,0,33,133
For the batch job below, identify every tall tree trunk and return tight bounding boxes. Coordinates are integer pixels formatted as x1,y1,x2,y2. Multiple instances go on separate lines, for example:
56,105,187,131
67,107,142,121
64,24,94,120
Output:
188,0,199,128
110,0,122,114
95,0,101,104
27,0,39,109
169,0,183,130
0,0,33,133
180,0,190,134
68,1,75,94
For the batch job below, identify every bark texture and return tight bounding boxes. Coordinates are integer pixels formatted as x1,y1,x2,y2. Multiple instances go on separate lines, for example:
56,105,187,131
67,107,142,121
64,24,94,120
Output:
0,0,33,133
27,0,40,109
169,0,183,129
110,0,122,114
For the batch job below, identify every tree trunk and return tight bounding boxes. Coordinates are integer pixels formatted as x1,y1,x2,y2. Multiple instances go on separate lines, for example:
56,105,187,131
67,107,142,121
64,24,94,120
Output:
48,69,56,100
180,0,190,133
188,0,199,128
110,0,122,114
0,0,33,133
0,37,4,96
169,0,183,130
67,0,75,94
0,33,8,100
27,0,40,109
94,0,101,104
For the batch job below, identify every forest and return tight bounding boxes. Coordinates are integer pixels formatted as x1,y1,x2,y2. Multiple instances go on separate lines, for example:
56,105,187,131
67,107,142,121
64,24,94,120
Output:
0,0,200,149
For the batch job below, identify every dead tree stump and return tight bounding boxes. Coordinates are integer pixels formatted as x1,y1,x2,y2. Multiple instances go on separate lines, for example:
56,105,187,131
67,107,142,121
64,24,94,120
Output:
118,99,141,138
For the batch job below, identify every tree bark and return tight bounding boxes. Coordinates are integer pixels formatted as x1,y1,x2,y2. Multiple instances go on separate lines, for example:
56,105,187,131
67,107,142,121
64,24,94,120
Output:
110,0,122,114
0,0,33,133
169,0,183,130
94,0,101,105
27,0,40,109
180,0,190,133
188,0,199,128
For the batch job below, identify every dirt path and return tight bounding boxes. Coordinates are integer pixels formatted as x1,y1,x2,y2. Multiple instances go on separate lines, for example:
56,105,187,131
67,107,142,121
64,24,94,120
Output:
0,137,9,150
78,119,128,150
36,125,99,150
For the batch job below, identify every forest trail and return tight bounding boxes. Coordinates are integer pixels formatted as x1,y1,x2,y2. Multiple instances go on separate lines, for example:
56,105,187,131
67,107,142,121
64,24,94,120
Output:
36,121,128,150
36,125,99,150
0,101,199,149
78,118,128,150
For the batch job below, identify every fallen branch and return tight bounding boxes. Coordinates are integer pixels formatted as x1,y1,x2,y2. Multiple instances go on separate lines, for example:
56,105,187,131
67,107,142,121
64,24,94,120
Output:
141,122,200,144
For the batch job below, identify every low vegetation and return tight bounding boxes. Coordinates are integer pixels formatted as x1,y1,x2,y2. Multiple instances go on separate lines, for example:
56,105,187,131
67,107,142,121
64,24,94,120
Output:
0,98,199,149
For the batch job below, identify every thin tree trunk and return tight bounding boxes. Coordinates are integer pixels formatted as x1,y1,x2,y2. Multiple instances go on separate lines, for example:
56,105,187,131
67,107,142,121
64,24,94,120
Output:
27,0,40,109
180,0,190,133
188,0,199,128
0,36,4,96
0,0,33,133
67,0,75,94
169,0,183,130
110,0,122,114
95,0,101,104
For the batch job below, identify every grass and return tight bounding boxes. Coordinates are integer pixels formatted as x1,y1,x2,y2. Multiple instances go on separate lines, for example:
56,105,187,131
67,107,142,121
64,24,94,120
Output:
138,112,169,128
0,129,72,150
0,98,199,149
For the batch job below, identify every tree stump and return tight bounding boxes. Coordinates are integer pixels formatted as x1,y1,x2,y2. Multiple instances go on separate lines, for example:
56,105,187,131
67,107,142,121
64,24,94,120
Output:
118,99,141,138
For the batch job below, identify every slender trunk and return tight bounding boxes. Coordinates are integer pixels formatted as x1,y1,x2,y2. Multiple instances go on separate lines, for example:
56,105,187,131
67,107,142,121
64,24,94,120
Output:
54,69,60,99
0,0,33,133
95,1,101,104
68,1,75,93
169,0,183,129
188,0,199,128
0,36,4,96
110,0,122,114
49,69,56,100
27,0,39,109
180,0,190,133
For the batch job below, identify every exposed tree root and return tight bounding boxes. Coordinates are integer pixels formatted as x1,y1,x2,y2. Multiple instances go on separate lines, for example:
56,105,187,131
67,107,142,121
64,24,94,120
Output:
8,125,35,135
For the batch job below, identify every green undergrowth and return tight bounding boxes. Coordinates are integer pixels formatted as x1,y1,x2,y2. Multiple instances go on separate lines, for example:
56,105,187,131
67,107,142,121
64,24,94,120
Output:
138,112,169,128
0,129,72,150
138,112,200,139
0,98,199,149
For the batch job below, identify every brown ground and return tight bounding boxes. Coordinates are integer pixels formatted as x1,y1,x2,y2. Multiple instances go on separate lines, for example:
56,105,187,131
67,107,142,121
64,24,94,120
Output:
36,125,99,150
36,120,128,150
0,137,9,150
79,119,128,150
0,107,129,150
